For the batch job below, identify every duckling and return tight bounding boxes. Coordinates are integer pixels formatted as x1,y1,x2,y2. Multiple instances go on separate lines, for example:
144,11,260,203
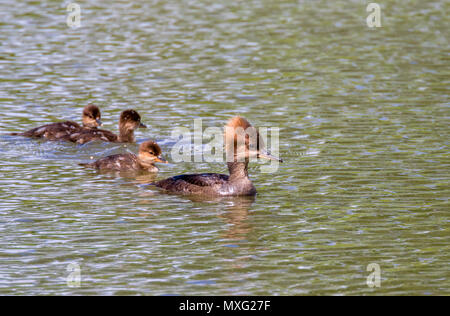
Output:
80,140,167,172
155,116,282,196
68,109,146,144
10,104,102,140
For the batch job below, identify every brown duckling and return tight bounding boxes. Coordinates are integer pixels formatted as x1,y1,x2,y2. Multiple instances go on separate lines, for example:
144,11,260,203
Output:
68,109,146,144
10,104,102,140
155,116,282,196
80,140,167,172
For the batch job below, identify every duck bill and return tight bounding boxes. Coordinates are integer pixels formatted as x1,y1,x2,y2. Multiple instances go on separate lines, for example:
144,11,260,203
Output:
139,123,147,129
155,157,168,164
258,150,283,163
96,119,103,127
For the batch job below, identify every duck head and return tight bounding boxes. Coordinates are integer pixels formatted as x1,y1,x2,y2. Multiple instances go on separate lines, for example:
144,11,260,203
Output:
138,140,167,165
224,116,282,163
82,104,102,129
118,109,146,142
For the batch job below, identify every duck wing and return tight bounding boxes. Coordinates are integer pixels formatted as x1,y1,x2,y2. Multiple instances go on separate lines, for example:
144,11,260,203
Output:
15,121,81,139
81,153,138,171
68,128,118,144
156,173,229,194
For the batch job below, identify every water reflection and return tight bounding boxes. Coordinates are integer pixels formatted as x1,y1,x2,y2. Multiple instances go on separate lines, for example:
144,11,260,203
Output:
218,196,254,242
185,195,255,241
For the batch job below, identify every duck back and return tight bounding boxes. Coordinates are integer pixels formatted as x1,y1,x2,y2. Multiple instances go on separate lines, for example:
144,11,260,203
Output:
68,128,118,144
81,153,139,171
155,173,256,196
12,121,82,140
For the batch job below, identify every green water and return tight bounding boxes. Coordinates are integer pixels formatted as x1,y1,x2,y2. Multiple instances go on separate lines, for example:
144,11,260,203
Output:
0,0,448,295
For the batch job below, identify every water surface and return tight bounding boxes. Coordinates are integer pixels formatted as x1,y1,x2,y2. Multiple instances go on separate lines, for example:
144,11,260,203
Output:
0,0,448,295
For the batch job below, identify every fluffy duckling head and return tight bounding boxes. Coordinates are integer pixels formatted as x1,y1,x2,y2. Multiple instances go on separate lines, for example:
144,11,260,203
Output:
82,104,102,129
138,140,167,164
119,110,146,131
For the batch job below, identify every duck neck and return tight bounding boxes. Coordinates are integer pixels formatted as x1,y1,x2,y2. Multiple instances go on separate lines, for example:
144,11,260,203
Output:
81,117,97,130
82,124,97,130
227,161,249,181
137,157,158,172
118,126,135,143
137,153,158,172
